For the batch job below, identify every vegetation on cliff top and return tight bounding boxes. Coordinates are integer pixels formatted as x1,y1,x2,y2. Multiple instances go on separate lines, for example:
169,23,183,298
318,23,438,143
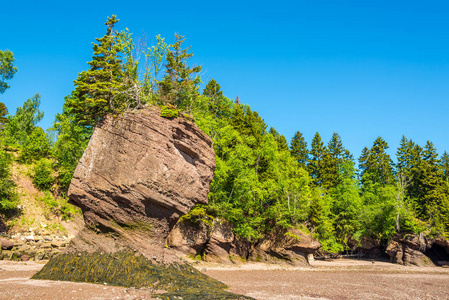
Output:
1,16,449,253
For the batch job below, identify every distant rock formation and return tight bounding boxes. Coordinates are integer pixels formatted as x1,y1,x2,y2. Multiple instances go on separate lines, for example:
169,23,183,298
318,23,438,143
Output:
67,108,216,261
386,233,449,267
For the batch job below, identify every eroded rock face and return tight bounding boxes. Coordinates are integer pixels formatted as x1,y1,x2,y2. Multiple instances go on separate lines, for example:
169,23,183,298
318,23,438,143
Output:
249,227,321,266
68,109,216,254
167,221,321,266
386,234,434,267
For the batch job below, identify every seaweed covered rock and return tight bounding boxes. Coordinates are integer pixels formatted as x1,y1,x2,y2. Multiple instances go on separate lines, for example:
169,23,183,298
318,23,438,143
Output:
33,252,252,300
67,108,216,258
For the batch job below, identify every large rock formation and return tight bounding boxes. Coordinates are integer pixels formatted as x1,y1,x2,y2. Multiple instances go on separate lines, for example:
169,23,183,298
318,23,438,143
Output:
67,108,216,259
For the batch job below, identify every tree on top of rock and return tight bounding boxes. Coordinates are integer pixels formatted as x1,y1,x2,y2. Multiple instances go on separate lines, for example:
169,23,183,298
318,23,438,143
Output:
157,33,202,113
67,15,125,127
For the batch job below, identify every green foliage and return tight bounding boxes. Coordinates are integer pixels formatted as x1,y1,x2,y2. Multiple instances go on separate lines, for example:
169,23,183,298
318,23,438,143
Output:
157,33,202,113
0,50,17,94
290,131,308,168
0,102,8,129
32,159,54,191
160,104,179,118
359,137,394,186
20,127,51,163
4,93,44,145
180,204,214,227
0,148,18,214
33,252,251,299
38,191,80,221
68,15,125,127
51,98,92,192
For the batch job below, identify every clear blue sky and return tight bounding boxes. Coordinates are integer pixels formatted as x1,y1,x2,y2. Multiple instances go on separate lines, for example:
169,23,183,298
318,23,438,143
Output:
2,0,449,160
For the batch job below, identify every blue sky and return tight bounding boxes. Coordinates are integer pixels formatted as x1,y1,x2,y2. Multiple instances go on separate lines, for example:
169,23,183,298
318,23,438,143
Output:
2,0,449,160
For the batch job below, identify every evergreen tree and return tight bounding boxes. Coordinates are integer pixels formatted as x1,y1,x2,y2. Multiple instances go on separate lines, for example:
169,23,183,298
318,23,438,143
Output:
290,131,308,168
158,33,202,112
0,50,17,94
67,15,124,126
268,127,289,151
321,133,350,189
203,79,223,98
440,151,449,181
359,137,394,186
307,132,326,186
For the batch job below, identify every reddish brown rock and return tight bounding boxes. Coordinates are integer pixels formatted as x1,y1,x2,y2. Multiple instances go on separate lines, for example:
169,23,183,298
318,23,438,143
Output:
204,222,235,264
21,254,31,261
166,220,209,255
250,227,321,266
386,234,435,267
67,108,216,260
0,238,13,250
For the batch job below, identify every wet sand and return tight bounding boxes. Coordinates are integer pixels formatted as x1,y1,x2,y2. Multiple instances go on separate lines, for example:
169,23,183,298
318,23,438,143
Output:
1,259,448,299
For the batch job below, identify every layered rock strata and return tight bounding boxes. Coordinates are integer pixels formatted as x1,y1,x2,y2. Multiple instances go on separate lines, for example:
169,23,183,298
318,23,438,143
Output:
67,108,216,259
167,220,320,266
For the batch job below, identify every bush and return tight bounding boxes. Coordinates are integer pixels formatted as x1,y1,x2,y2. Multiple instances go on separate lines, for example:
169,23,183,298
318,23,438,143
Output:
160,104,179,118
0,150,18,214
33,159,54,190
21,127,51,163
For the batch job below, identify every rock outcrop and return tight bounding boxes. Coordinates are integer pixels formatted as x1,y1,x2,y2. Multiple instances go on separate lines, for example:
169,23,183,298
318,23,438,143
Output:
386,234,435,267
249,227,320,266
67,108,216,260
167,220,320,266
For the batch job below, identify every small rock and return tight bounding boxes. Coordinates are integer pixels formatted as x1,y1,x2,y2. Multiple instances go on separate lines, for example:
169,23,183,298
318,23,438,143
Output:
21,255,31,261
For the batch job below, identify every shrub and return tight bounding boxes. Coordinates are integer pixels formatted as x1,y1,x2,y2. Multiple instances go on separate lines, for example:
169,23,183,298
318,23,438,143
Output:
33,159,54,190
0,150,19,214
21,127,51,163
160,104,179,118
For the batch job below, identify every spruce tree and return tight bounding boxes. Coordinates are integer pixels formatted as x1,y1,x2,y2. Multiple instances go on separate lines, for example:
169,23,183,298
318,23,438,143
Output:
308,132,326,186
440,151,449,181
290,131,308,168
158,33,202,112
360,137,394,186
68,15,124,126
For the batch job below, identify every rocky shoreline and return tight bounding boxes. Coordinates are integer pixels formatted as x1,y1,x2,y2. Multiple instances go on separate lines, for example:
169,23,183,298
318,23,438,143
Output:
0,231,72,262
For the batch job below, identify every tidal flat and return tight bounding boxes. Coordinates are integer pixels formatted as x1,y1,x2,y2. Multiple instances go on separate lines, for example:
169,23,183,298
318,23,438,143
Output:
1,259,448,299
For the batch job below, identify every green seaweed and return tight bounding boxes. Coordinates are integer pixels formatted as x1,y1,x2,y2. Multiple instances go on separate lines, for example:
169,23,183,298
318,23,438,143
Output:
32,252,252,300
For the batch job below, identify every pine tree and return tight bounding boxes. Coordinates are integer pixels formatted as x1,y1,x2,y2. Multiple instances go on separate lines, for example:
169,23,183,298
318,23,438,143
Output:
290,131,308,168
67,15,124,126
